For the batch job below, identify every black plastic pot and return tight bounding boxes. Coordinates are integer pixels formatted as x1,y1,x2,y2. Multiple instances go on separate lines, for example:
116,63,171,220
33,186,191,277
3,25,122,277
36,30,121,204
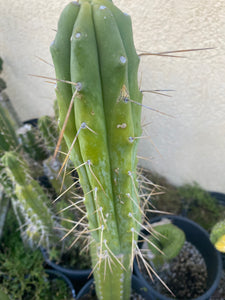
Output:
45,269,76,299
76,275,154,299
41,247,92,292
209,191,225,207
134,215,222,300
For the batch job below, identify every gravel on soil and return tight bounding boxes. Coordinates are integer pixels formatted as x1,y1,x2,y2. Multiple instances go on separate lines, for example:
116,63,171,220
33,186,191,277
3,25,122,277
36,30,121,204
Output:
141,241,208,299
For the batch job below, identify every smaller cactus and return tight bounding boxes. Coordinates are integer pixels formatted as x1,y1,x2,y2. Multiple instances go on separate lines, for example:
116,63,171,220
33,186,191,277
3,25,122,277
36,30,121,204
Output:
0,101,18,155
210,220,225,253
146,221,185,268
38,116,59,155
2,151,58,250
17,123,48,162
0,192,10,239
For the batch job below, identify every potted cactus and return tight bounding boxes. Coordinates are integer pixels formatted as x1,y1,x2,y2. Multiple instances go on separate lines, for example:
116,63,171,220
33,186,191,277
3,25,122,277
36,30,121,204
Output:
210,219,225,254
210,219,225,270
133,215,222,300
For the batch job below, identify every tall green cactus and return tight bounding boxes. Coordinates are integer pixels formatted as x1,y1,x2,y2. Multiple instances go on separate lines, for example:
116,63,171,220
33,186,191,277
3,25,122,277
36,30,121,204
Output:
51,1,142,299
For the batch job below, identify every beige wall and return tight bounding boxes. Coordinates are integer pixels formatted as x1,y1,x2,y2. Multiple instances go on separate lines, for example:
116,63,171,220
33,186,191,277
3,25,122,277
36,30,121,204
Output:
0,0,225,193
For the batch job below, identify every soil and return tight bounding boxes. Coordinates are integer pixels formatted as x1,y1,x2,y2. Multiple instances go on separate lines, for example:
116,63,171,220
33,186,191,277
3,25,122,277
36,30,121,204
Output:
140,241,208,299
210,269,225,300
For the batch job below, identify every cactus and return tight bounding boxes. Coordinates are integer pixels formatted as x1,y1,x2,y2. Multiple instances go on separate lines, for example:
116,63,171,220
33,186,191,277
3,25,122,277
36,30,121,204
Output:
0,95,79,251
17,123,48,162
38,116,59,155
2,151,57,250
0,101,19,155
0,192,10,239
145,222,185,268
51,1,143,299
210,220,225,253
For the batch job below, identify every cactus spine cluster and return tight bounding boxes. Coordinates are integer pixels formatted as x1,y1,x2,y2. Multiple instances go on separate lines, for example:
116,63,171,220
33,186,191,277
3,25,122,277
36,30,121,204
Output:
51,0,142,299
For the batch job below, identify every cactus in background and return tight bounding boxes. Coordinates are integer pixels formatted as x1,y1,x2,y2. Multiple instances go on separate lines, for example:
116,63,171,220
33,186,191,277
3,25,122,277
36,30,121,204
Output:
210,220,225,253
38,116,59,155
0,96,78,250
0,101,19,155
17,123,48,162
145,222,185,268
38,115,80,231
51,0,143,299
2,151,57,249
0,192,10,239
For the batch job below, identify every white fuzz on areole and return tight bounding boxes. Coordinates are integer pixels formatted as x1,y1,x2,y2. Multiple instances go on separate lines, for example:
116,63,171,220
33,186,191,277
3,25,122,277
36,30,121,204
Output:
120,56,126,64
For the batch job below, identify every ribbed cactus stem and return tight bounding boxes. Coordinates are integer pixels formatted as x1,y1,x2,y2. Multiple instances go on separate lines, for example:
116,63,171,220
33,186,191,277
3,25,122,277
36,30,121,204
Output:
0,164,22,228
0,192,10,239
0,101,18,155
2,152,57,249
146,223,185,268
51,1,142,299
17,123,48,162
38,116,59,155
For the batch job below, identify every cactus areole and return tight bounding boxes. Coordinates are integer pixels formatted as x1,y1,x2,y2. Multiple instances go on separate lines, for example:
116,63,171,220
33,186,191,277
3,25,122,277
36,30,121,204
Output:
51,0,142,299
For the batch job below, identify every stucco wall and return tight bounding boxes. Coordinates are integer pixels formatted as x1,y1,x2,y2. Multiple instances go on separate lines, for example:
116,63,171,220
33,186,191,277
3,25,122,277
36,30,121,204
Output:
0,0,225,193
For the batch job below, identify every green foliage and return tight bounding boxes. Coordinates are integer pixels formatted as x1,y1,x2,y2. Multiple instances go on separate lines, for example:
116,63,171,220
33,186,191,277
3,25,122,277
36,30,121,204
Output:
0,208,74,300
0,209,48,299
0,290,10,300
147,173,224,231
178,183,222,231
0,230,72,299
144,172,182,216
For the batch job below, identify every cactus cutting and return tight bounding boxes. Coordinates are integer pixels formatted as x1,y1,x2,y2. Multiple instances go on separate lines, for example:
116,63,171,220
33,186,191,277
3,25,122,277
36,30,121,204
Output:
50,0,143,299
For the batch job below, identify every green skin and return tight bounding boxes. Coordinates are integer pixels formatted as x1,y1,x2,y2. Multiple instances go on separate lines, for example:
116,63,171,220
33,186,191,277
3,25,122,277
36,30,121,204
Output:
38,115,59,155
2,152,56,250
147,223,185,268
210,219,225,247
0,102,18,155
39,116,81,232
18,123,48,162
51,1,142,299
